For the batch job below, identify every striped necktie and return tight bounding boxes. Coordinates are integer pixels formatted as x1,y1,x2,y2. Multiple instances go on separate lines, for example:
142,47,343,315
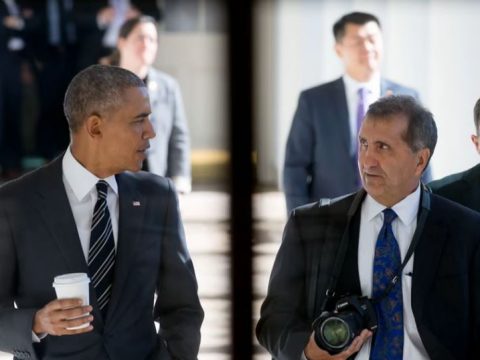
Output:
370,208,404,360
88,180,116,316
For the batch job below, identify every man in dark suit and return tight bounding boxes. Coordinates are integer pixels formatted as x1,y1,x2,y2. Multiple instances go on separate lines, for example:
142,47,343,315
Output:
0,65,203,359
429,97,480,211
283,12,421,213
258,96,480,359
29,0,79,160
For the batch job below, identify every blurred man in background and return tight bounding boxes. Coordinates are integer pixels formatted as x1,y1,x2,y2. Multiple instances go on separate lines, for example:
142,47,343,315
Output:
283,12,420,213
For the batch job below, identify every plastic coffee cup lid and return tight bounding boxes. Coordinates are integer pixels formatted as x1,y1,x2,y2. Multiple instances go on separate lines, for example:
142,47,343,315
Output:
53,273,90,285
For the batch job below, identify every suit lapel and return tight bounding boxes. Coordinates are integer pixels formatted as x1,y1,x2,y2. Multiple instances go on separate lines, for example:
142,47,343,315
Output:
411,214,447,322
331,78,351,154
347,211,362,293
35,157,88,274
105,173,147,321
147,69,164,110
411,211,452,358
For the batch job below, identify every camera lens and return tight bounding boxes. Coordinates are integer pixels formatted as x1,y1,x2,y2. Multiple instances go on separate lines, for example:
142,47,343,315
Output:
313,296,377,354
320,317,350,349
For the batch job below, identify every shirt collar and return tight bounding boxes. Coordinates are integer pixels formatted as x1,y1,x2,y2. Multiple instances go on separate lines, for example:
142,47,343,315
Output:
362,184,421,225
62,146,118,201
343,72,381,95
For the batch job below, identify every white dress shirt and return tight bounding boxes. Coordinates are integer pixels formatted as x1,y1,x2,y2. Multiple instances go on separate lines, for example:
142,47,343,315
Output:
343,73,380,155
62,147,119,261
355,185,430,360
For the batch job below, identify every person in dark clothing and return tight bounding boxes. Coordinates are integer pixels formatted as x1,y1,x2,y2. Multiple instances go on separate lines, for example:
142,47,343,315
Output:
429,97,480,212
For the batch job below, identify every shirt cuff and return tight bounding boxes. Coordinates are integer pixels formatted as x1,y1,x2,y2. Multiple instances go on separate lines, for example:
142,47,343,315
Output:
32,331,47,343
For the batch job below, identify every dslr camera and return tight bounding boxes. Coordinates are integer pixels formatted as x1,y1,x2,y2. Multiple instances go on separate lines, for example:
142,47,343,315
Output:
312,295,377,354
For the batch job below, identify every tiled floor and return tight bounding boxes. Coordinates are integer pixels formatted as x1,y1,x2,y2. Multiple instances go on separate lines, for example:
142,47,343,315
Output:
0,190,287,360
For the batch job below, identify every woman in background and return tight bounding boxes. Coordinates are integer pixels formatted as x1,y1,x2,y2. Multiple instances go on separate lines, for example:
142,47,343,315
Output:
112,15,191,193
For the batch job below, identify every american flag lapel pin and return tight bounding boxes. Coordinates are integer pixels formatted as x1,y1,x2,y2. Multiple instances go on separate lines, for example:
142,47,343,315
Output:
132,201,141,207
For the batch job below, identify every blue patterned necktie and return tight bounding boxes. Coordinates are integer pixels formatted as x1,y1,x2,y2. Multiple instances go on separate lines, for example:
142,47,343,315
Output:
370,208,404,360
88,180,116,317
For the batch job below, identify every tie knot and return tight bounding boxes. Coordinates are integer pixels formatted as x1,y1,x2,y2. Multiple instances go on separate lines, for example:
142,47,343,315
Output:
358,87,368,100
96,180,109,200
382,208,397,225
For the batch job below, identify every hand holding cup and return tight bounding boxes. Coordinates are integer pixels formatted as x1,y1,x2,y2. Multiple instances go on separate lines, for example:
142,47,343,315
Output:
33,273,94,336
33,298,93,336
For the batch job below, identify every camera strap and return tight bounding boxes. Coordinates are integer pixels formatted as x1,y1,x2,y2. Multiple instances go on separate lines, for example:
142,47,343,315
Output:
372,185,431,302
322,185,431,308
321,189,366,311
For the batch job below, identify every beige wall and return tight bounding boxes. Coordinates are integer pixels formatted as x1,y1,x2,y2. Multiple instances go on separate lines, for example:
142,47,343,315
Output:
155,32,228,152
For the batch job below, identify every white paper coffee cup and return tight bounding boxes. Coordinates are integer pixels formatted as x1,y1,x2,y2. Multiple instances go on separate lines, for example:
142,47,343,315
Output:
52,273,91,330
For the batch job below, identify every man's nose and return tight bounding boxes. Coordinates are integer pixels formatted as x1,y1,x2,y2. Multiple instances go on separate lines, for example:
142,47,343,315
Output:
360,148,378,168
360,38,375,52
143,119,156,139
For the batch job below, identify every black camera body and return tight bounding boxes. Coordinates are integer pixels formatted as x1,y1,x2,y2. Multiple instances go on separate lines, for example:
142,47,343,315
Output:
312,295,377,354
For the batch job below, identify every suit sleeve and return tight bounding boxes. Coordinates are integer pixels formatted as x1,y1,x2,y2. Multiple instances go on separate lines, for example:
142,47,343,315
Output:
283,93,315,213
256,213,311,359
0,201,39,360
166,79,191,187
154,180,203,360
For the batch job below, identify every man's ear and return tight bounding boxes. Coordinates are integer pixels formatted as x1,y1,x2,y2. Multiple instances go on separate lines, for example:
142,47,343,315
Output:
415,148,431,176
85,114,103,139
117,37,126,52
334,42,343,58
471,134,480,154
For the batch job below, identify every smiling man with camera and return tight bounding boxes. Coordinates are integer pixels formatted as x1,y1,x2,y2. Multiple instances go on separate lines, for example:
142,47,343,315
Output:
257,95,480,360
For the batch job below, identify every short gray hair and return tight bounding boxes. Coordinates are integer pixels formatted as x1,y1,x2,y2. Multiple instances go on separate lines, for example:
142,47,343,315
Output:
366,95,437,155
64,64,146,133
